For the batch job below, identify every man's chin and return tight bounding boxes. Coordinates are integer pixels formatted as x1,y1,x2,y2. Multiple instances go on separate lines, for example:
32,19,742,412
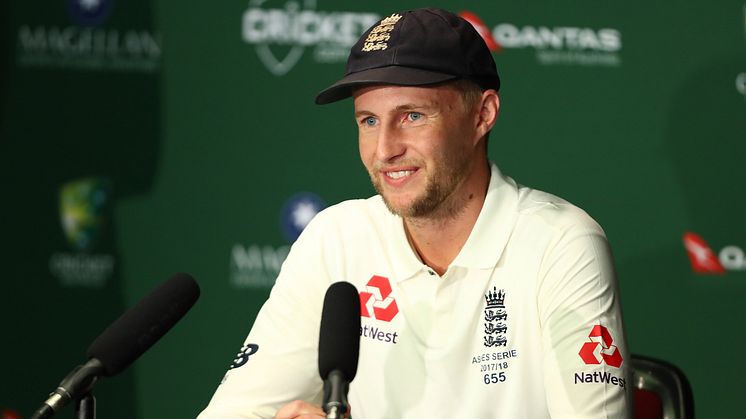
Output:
379,195,414,218
372,181,423,217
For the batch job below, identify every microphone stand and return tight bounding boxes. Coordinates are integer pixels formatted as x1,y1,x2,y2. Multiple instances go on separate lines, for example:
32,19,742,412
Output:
30,360,102,419
75,393,96,419
29,391,96,419
323,370,349,419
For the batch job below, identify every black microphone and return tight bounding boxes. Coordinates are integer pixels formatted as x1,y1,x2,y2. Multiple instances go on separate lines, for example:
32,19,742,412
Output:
31,272,200,419
318,282,361,419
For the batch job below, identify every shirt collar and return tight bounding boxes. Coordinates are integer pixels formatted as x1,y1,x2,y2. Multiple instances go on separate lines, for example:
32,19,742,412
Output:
388,162,519,282
389,208,423,282
450,163,518,270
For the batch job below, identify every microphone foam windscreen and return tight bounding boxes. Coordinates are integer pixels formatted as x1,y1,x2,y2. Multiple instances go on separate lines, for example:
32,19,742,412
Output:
86,272,200,376
318,281,361,381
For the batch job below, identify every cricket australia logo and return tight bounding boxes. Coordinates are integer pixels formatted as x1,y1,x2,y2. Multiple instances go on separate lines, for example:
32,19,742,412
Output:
241,0,379,76
483,287,508,347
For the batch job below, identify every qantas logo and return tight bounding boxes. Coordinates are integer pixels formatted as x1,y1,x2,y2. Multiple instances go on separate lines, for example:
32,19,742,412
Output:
457,10,621,67
459,11,501,52
683,232,725,274
2,409,21,419
359,275,399,322
578,325,623,368
683,232,746,274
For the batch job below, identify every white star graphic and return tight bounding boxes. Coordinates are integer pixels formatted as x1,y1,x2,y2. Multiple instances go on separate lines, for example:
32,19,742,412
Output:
291,201,319,230
79,0,101,11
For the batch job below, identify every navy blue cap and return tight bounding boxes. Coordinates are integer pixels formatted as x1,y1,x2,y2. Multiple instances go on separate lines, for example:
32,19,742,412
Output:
315,8,500,105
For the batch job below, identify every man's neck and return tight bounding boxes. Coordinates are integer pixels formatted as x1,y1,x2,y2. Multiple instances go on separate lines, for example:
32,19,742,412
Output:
403,161,491,276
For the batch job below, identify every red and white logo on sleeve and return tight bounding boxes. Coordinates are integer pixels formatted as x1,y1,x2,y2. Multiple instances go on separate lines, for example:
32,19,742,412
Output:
359,275,399,322
578,325,623,368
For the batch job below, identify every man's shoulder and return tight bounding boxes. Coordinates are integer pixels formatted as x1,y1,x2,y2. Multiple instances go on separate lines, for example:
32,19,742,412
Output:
311,195,392,226
513,185,604,236
489,164,603,236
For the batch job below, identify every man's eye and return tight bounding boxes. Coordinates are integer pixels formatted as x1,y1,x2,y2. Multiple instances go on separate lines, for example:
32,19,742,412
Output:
407,112,422,122
362,116,377,126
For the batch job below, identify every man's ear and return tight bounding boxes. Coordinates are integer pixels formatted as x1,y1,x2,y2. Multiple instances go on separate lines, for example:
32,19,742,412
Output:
475,90,500,143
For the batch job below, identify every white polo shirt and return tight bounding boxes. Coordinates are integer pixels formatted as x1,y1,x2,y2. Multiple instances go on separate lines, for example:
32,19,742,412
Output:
199,164,631,419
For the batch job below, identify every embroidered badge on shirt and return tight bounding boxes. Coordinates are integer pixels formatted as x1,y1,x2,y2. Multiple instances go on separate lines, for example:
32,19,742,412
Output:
472,287,518,385
361,13,402,52
483,286,508,347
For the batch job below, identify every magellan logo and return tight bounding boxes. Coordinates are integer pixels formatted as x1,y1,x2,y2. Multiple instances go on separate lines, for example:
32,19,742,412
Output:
230,191,325,289
16,0,161,71
241,0,379,75
359,275,399,322
683,232,746,273
578,325,623,368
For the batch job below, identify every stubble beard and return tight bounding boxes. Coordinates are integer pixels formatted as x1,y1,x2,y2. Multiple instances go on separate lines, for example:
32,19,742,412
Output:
369,148,473,221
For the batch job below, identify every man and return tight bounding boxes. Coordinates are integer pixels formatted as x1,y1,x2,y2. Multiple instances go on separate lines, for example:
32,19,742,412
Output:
199,8,630,419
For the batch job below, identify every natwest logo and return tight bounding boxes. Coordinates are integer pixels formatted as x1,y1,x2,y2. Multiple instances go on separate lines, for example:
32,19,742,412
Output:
683,232,746,274
578,325,623,368
359,275,399,322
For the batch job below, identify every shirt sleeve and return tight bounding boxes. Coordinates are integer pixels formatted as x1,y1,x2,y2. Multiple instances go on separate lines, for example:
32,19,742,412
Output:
197,214,334,419
537,216,632,419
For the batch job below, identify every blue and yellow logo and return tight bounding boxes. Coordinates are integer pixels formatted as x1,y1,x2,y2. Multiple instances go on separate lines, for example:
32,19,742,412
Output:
59,177,113,252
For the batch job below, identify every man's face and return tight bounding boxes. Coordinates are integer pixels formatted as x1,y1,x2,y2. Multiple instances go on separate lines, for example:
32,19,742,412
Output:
353,84,481,219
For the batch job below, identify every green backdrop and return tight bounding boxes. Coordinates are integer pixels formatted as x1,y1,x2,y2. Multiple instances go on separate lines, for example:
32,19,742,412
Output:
2,0,745,418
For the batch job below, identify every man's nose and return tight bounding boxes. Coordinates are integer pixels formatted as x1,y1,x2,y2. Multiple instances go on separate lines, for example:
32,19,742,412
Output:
376,124,406,162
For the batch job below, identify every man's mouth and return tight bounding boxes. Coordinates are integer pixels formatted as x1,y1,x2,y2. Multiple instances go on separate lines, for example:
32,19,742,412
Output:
385,170,416,180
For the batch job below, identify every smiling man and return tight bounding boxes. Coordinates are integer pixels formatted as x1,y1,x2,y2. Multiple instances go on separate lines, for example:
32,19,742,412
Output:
353,81,496,277
199,8,630,419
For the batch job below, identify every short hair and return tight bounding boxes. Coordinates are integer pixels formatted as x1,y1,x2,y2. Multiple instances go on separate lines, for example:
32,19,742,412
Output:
449,79,492,151
451,79,484,109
